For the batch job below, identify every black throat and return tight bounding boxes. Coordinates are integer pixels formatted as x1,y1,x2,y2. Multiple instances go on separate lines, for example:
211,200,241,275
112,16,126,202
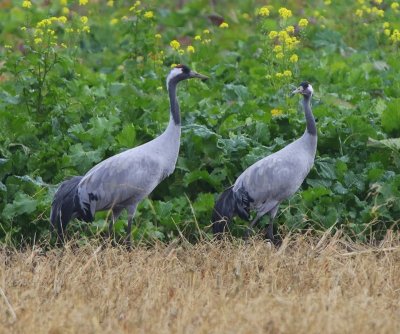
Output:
303,94,316,136
168,79,180,125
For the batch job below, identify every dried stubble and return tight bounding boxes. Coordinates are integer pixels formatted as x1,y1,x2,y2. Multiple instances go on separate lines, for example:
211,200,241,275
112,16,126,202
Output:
1,234,400,334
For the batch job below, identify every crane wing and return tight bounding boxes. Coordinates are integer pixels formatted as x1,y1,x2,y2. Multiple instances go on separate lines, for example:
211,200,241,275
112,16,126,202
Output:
234,140,313,212
77,149,167,218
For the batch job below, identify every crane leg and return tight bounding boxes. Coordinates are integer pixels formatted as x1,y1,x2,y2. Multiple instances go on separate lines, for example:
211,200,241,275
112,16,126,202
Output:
124,204,137,248
265,205,281,246
107,207,123,241
244,215,263,239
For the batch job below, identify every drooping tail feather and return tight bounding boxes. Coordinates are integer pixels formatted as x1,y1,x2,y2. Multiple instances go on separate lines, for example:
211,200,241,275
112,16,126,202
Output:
212,186,237,234
212,186,253,235
50,176,83,242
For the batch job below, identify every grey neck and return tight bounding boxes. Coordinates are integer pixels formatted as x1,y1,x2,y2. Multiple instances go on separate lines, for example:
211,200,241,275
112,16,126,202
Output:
168,80,180,125
303,95,316,136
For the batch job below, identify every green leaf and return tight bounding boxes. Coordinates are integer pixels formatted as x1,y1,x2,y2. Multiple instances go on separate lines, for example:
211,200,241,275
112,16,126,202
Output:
193,193,215,213
116,124,136,148
3,193,38,219
367,137,400,151
381,99,400,135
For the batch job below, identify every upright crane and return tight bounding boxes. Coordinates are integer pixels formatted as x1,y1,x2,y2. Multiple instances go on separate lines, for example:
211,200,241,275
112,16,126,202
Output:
51,65,208,244
212,82,317,245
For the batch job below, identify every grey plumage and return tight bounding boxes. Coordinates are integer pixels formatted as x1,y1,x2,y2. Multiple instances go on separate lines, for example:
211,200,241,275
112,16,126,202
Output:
212,82,317,244
50,65,207,243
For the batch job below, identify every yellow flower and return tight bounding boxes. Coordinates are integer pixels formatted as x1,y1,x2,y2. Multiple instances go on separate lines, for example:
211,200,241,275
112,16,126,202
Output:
110,18,119,25
79,0,88,5
257,6,270,17
219,22,229,28
58,16,67,23
34,38,42,44
384,29,391,36
355,9,363,17
21,26,27,31
65,28,74,33
371,7,384,17
144,11,154,19
62,7,69,14
278,30,289,41
283,70,292,77
107,0,114,6
82,25,90,33
390,29,400,42
273,45,282,53
22,1,32,8
383,22,390,29
298,19,309,27
37,19,51,28
286,26,295,33
202,39,211,44
203,29,210,34
392,2,399,10
60,0,67,5
278,7,292,19
186,45,195,53
290,54,298,63
47,29,55,35
265,74,272,79
268,31,278,39
170,39,180,50
80,16,88,24
135,0,141,6
155,33,161,39
271,108,283,116
194,35,201,41
34,28,44,36
178,49,185,55
374,0,383,3
170,63,177,68
276,52,284,59
4,45,12,49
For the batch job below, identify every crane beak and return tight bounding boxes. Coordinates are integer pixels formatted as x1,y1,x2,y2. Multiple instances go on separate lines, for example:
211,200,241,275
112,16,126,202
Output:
189,71,209,81
291,86,303,96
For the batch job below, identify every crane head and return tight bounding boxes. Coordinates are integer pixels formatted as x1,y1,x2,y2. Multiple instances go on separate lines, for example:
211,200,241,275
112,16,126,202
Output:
291,81,313,97
166,64,208,87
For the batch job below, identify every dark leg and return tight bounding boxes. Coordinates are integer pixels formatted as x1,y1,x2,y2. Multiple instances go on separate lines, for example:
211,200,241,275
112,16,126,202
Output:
244,215,263,239
264,205,281,246
107,207,123,244
124,204,137,248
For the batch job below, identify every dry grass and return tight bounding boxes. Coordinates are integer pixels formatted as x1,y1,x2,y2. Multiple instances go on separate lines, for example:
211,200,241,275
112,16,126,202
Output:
1,232,400,334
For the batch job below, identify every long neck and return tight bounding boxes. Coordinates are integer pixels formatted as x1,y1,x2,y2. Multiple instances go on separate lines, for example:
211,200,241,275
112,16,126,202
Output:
168,80,180,125
303,95,316,136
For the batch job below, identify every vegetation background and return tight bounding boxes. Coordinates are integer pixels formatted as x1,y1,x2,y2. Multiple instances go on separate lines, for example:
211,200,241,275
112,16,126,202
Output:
0,0,399,245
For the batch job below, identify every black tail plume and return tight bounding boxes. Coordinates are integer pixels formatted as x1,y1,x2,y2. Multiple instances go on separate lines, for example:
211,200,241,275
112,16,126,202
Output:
212,186,236,234
212,186,253,235
50,176,83,242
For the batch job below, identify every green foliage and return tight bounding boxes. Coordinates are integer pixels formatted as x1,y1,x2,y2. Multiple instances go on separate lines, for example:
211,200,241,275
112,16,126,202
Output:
0,0,399,245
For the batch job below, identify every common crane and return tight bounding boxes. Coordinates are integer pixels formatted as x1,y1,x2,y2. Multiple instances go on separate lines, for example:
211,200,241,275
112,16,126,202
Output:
212,82,317,245
51,65,208,244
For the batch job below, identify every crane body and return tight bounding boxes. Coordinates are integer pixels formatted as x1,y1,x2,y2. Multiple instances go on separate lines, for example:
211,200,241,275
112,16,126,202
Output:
212,82,317,245
51,65,207,243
